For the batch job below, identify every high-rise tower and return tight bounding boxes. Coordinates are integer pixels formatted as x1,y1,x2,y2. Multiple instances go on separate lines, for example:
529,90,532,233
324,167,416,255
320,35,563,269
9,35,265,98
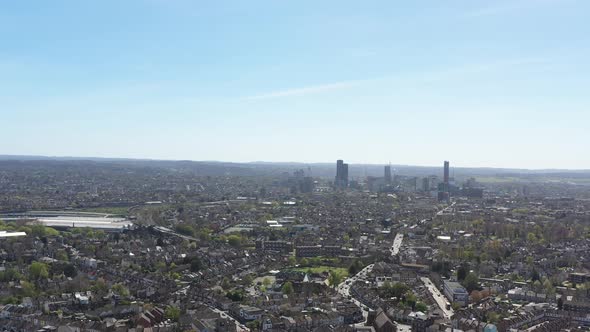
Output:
336,160,343,183
335,160,349,188
384,165,392,184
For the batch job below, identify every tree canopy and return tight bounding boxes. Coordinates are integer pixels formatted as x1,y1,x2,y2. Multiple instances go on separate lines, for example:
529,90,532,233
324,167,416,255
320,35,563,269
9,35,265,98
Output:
29,261,49,280
462,272,479,293
282,281,294,295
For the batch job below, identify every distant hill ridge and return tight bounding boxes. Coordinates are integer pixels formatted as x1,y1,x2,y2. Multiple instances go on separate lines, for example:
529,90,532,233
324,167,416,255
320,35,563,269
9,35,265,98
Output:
0,155,589,179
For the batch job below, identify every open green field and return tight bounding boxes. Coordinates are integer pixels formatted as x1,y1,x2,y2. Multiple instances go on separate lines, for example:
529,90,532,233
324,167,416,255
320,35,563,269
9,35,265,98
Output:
290,266,348,277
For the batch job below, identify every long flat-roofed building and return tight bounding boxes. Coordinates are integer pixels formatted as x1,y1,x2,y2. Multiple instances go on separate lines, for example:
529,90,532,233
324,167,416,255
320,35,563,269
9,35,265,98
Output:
0,231,27,238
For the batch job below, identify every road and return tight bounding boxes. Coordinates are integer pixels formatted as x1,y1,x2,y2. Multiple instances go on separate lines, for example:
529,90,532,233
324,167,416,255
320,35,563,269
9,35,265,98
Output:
153,225,199,242
420,277,454,319
436,201,455,216
336,263,375,322
392,201,453,248
206,304,250,332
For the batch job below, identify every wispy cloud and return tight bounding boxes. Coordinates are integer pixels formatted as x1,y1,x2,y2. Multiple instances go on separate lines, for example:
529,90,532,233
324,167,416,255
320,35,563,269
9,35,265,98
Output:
243,79,370,101
243,57,550,101
419,57,549,82
463,0,565,18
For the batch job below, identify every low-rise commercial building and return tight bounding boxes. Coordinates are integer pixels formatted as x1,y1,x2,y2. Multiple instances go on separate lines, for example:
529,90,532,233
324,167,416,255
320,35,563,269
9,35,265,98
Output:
443,281,468,306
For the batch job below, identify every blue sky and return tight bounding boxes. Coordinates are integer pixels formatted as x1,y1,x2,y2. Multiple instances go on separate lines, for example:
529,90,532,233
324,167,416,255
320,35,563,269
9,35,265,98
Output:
1,0,589,169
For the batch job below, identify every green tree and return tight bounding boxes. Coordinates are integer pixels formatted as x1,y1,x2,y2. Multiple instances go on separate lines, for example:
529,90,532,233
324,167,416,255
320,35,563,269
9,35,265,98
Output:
415,302,428,313
404,292,417,310
91,279,108,295
197,228,212,241
56,250,69,261
225,290,244,301
29,261,49,280
527,232,537,244
246,320,260,329
282,281,294,295
242,274,254,286
0,296,19,305
44,227,60,236
30,223,47,237
381,282,410,298
221,277,231,290
462,272,479,293
348,260,363,275
0,268,22,282
154,261,167,271
227,234,242,247
175,223,195,237
63,264,77,278
310,257,321,266
28,223,59,237
190,257,203,272
328,271,343,287
165,305,181,322
457,265,468,282
543,279,555,296
112,283,130,297
21,281,37,297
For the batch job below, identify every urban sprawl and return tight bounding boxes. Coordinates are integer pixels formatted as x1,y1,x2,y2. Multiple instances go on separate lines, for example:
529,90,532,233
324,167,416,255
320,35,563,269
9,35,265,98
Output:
0,159,589,332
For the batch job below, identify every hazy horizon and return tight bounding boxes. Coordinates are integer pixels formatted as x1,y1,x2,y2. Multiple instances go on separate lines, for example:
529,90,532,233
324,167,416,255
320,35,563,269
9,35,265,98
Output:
2,1,589,169
2,154,590,172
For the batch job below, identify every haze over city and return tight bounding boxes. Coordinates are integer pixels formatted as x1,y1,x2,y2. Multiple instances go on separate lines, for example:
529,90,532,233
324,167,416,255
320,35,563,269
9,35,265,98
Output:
2,0,590,169
2,2,590,331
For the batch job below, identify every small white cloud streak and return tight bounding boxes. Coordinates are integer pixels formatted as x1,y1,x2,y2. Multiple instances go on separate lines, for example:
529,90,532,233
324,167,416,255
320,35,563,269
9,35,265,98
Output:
463,0,568,18
243,79,370,101
243,57,550,101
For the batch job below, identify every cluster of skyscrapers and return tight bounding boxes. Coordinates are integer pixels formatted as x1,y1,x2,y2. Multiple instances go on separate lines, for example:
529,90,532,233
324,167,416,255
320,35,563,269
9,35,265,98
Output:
332,159,482,200
334,159,452,197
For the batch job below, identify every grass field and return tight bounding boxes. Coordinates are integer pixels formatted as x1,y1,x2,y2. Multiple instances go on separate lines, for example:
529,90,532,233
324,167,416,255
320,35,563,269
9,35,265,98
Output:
291,266,348,277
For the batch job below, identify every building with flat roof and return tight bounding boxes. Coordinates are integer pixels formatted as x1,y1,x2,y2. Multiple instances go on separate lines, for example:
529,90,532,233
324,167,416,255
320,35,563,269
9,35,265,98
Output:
568,272,590,284
443,280,468,306
0,231,27,238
